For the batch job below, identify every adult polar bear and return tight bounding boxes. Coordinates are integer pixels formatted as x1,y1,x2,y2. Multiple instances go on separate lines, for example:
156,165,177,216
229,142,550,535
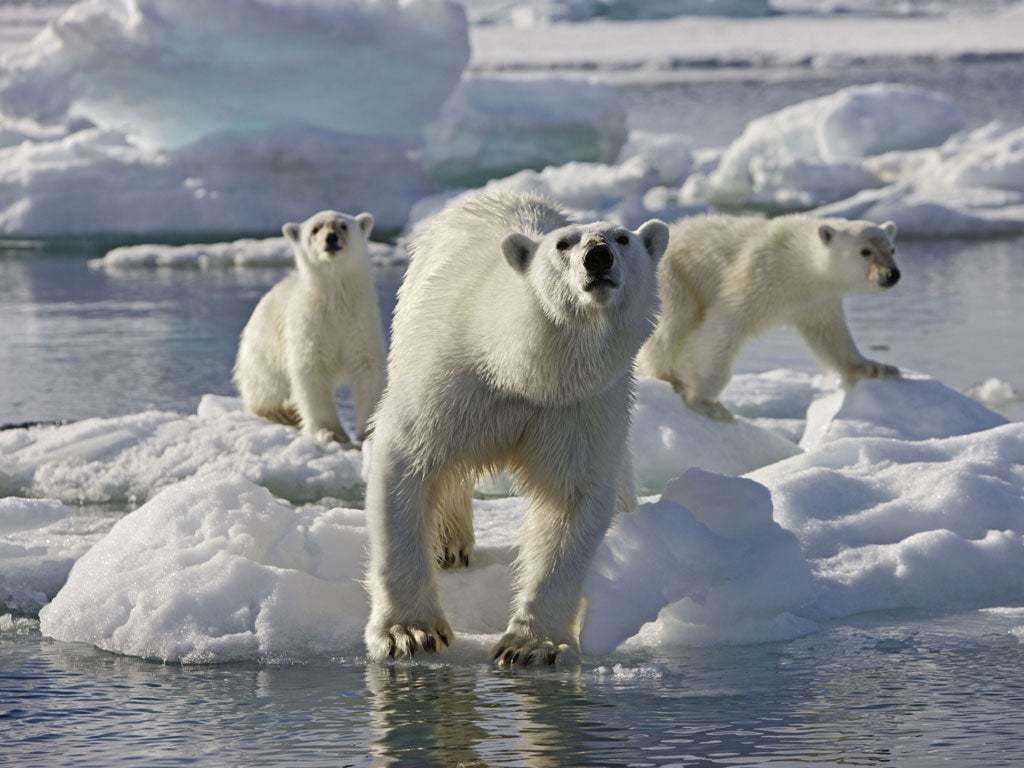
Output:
637,214,901,421
234,210,385,446
364,191,669,665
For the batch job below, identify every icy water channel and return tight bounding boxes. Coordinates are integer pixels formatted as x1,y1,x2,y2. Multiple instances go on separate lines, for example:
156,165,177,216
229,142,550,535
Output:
1,232,1022,426
4,609,1024,766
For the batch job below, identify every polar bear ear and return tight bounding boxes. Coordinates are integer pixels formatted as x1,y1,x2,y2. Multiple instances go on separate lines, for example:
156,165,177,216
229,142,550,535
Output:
501,232,539,274
282,222,302,245
881,220,897,240
635,219,670,262
818,224,836,245
356,212,374,236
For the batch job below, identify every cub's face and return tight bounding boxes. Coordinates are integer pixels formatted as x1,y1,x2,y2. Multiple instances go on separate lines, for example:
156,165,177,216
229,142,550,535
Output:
283,210,374,266
501,219,669,324
819,219,900,291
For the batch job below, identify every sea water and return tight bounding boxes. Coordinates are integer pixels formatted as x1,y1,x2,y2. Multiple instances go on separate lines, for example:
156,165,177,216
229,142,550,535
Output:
3,59,1024,766
5,609,1024,766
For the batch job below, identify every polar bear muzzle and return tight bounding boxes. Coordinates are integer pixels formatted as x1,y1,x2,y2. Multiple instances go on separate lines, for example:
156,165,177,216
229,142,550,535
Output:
583,242,617,291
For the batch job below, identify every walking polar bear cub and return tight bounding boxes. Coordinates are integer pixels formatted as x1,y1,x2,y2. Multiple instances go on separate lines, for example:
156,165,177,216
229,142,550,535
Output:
234,209,386,446
364,191,668,665
636,214,901,421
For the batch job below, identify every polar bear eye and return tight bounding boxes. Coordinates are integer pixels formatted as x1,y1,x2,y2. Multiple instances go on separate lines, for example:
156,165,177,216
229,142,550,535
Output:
313,225,322,234
860,248,872,257
616,234,630,245
556,238,572,251
339,222,347,231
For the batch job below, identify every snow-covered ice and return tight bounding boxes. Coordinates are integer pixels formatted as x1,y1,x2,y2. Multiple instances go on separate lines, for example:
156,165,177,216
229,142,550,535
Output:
8,371,1021,663
0,395,366,507
688,84,963,210
3,1,1024,236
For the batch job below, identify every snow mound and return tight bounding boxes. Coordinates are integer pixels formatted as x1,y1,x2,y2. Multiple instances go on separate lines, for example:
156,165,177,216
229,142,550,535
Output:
751,421,1024,619
693,84,963,210
422,77,627,187
801,373,1009,449
580,468,815,655
814,123,1024,236
631,377,801,494
0,0,469,149
39,475,373,662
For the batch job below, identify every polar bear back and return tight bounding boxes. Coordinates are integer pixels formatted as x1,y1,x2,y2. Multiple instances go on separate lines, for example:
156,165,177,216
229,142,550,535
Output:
662,214,861,328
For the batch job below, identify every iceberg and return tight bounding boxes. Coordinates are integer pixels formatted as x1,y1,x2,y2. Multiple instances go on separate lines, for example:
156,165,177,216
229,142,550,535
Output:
0,0,469,149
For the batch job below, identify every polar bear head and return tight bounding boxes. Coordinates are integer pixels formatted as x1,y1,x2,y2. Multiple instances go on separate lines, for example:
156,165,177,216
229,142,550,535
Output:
500,219,669,323
818,219,900,291
283,209,374,270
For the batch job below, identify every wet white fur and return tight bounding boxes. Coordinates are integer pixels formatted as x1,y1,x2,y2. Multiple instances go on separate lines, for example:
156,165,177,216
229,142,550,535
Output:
364,191,668,664
637,213,900,421
233,210,385,445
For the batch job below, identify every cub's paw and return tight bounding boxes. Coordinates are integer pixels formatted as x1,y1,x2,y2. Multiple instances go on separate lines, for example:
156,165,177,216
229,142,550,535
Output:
491,632,579,667
365,617,453,661
849,362,901,383
437,540,473,570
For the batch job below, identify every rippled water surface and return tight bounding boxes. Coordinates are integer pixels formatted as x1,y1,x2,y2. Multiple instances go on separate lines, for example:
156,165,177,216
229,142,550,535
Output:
2,232,1022,426
4,610,1024,766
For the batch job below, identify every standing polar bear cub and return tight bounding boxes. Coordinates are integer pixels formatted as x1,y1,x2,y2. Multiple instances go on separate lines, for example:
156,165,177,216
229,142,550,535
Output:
364,191,668,665
233,209,386,446
636,214,901,421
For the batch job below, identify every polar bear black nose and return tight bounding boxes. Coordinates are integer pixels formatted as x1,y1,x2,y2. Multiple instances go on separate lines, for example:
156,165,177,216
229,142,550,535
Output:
880,268,900,288
584,244,614,274
325,232,339,246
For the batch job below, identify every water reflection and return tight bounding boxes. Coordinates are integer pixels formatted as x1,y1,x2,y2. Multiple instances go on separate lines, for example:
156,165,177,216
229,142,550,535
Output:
5,610,1024,767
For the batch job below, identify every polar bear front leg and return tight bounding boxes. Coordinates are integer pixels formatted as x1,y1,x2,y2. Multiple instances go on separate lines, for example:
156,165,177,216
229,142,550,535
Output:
493,480,617,666
364,439,453,660
348,356,386,446
493,410,623,665
676,311,740,421
288,358,351,445
794,302,900,388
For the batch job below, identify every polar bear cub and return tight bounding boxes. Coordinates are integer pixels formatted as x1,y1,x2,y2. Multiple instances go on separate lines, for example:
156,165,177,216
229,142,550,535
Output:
233,209,386,446
364,191,668,665
636,214,901,421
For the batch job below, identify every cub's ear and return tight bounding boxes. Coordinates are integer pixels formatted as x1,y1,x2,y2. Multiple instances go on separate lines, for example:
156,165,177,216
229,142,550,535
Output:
881,220,897,240
501,232,538,274
356,212,374,236
636,219,670,262
282,222,302,244
818,224,836,245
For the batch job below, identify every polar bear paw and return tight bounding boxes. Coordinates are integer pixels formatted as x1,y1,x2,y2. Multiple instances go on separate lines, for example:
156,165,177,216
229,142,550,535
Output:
314,427,354,448
366,617,453,661
689,398,734,423
491,632,579,667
